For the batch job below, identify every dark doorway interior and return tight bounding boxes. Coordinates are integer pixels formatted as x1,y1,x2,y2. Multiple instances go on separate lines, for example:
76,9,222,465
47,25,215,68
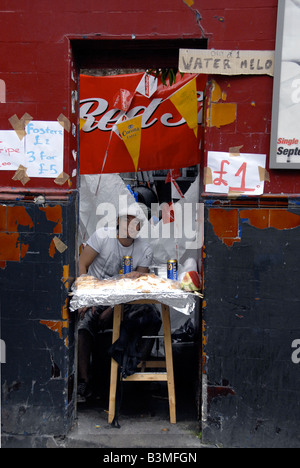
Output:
72,37,207,424
72,38,208,70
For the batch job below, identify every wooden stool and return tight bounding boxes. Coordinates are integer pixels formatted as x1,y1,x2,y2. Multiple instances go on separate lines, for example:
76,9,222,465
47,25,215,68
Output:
108,300,176,424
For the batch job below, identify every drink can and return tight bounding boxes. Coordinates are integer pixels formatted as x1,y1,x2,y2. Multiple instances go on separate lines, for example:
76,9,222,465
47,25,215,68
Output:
167,259,178,280
122,256,133,274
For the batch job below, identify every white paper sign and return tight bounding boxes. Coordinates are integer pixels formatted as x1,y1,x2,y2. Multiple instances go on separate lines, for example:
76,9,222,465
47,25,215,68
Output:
0,130,25,170
205,152,267,195
24,121,64,178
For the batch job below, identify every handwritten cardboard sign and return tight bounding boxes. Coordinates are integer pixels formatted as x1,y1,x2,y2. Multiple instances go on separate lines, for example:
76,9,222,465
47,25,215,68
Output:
24,121,64,178
205,151,267,196
179,49,274,76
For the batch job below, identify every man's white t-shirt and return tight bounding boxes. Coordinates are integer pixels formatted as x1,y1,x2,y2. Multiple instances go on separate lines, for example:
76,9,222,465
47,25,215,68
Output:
86,227,153,279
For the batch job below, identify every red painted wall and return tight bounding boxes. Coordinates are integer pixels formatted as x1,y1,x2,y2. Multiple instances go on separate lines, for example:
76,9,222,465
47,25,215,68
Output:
1,0,294,196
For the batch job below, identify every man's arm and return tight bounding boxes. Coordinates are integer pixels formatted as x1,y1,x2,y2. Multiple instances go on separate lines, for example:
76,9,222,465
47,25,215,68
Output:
79,245,99,276
125,266,149,279
136,266,149,274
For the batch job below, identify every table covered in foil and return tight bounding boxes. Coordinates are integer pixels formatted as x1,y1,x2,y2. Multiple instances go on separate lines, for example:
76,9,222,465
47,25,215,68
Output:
69,276,199,316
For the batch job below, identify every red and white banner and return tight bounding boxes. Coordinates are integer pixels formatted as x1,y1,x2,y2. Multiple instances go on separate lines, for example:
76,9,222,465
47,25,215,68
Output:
79,72,206,174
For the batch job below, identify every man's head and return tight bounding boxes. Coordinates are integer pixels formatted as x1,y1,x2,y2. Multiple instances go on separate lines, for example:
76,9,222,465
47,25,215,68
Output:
118,204,145,240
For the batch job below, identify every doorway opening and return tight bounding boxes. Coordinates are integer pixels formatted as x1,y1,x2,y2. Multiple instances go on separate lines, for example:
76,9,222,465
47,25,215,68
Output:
71,38,207,426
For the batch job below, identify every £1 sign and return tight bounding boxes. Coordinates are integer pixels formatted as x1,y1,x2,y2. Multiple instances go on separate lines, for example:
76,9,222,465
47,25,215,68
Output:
205,151,267,196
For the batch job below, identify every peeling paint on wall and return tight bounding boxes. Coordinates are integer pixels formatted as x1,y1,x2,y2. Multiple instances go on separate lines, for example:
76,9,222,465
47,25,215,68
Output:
39,287,70,347
20,242,29,258
62,264,70,290
208,208,241,247
208,208,300,247
0,232,20,261
0,205,67,263
40,320,63,338
240,209,300,230
203,201,300,447
1,204,72,351
0,205,33,262
39,318,70,347
211,81,227,103
39,206,62,233
7,206,34,231
0,232,29,261
49,238,56,258
208,103,237,128
206,80,237,129
40,296,70,347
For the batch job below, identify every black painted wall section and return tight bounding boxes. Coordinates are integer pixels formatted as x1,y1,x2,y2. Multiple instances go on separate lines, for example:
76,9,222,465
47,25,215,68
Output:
202,204,300,448
1,194,78,438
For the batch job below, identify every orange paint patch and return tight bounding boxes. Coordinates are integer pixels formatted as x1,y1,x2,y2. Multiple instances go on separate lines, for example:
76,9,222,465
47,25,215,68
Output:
40,320,62,339
0,206,33,262
20,242,29,258
0,232,20,261
240,209,300,231
39,206,63,234
211,81,222,103
40,316,69,347
7,206,34,231
240,209,269,230
224,237,241,247
208,209,241,246
270,210,300,230
62,265,70,290
0,205,6,231
49,238,56,258
207,80,237,128
209,103,237,128
62,298,69,323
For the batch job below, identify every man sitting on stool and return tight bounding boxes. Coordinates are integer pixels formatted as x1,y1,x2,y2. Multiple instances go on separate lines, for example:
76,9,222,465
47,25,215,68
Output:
77,205,161,402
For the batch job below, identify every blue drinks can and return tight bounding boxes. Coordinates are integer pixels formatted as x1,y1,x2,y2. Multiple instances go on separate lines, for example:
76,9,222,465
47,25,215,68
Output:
122,256,133,274
167,259,178,280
